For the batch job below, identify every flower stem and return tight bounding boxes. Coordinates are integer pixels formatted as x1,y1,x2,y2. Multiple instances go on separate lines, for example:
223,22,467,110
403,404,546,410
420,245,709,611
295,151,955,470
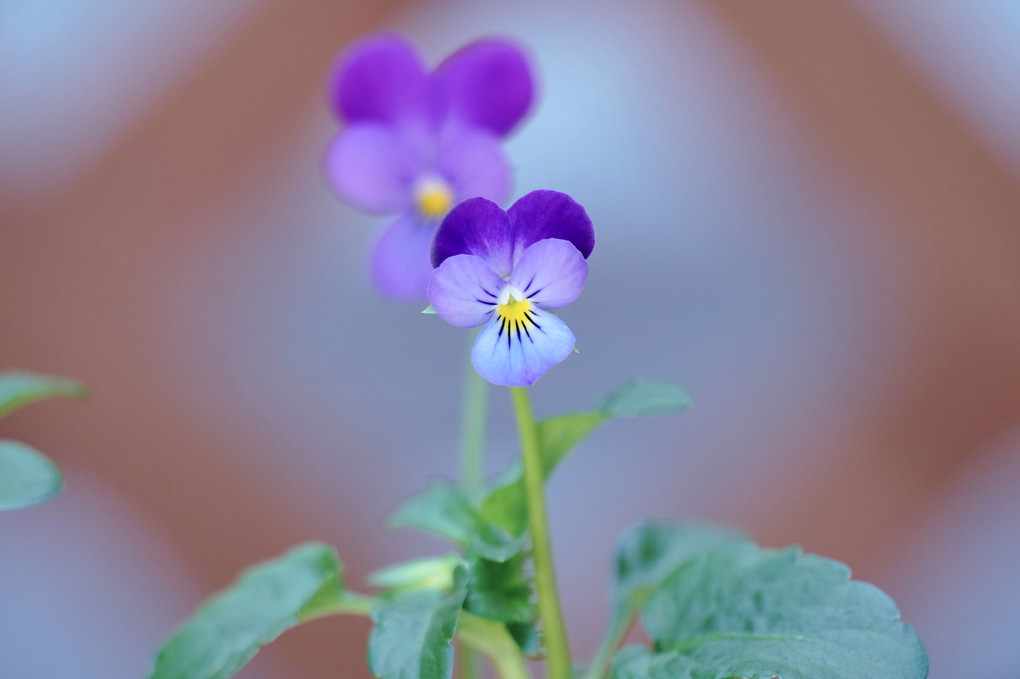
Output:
459,335,488,679
459,334,488,492
510,386,572,679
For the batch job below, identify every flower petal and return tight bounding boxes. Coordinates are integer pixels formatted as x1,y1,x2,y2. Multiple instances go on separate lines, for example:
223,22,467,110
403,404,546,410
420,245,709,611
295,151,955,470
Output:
509,239,589,310
324,124,420,214
431,39,535,137
430,197,514,276
427,254,504,328
507,190,595,266
330,34,427,124
471,307,575,387
371,214,435,299
436,126,513,207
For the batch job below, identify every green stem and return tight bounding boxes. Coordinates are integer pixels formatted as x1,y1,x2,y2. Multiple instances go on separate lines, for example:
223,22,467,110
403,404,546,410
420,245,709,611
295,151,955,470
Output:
459,334,489,493
582,615,636,679
298,591,375,623
300,593,530,679
457,612,531,679
457,642,482,679
458,335,488,679
510,386,572,679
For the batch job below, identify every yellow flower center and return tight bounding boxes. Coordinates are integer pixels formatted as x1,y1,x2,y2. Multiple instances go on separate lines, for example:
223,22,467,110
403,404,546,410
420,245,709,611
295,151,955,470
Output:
495,290,539,345
414,176,454,219
497,294,532,325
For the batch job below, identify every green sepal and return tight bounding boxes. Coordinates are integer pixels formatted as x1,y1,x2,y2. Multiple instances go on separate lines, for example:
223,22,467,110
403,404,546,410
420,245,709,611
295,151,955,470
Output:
389,480,525,562
610,538,928,679
0,440,65,510
149,542,347,679
464,551,535,626
507,621,542,657
368,566,469,679
422,305,437,314
480,379,693,535
0,370,87,421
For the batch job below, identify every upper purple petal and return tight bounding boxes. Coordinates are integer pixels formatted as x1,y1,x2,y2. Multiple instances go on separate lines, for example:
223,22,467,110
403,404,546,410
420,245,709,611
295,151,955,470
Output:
371,214,436,300
431,197,514,276
427,254,503,328
509,239,588,310
323,124,420,214
436,126,513,207
506,191,595,266
330,34,428,124
430,38,535,137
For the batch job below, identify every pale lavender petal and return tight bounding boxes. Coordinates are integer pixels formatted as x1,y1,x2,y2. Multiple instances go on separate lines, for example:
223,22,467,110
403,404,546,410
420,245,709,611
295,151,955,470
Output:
330,34,427,123
430,197,513,276
431,39,535,137
324,124,420,214
507,190,595,266
427,254,504,328
472,307,575,387
436,126,512,206
371,214,435,299
509,239,589,310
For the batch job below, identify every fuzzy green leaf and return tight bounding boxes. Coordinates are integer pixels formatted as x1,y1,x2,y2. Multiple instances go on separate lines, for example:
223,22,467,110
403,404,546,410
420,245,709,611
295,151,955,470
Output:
0,440,64,510
150,543,345,679
389,481,525,562
368,567,469,679
0,370,87,421
613,543,928,679
480,380,693,535
613,522,746,621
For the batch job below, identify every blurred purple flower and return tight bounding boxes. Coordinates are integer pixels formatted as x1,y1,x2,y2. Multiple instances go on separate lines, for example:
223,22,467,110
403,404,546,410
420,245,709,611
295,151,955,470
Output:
427,191,594,386
325,34,535,299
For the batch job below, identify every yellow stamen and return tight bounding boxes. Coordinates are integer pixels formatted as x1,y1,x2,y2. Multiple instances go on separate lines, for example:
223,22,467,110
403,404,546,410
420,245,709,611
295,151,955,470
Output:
414,177,454,219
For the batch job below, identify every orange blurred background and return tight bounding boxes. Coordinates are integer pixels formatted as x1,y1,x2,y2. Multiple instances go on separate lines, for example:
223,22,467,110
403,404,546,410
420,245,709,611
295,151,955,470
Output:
2,1,1019,676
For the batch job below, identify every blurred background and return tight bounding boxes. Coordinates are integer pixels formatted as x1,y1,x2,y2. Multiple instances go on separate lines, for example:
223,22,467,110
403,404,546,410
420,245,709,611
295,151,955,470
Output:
2,0,1019,676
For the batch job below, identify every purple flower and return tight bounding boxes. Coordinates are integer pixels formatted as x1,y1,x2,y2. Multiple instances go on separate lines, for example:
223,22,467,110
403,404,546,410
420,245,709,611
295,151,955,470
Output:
427,191,595,387
324,34,535,299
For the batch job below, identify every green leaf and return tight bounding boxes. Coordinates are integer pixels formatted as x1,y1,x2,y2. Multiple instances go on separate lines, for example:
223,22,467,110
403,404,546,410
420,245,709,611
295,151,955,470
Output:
389,481,525,562
150,543,346,679
369,556,460,593
0,370,87,421
584,522,745,679
422,305,437,315
598,379,693,417
0,440,64,510
479,380,693,535
614,543,928,679
464,552,535,626
368,567,469,679
612,521,746,622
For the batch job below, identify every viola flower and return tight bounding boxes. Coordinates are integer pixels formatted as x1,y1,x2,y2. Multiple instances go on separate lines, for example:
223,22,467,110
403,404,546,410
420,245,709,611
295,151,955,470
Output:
324,34,535,299
427,190,595,387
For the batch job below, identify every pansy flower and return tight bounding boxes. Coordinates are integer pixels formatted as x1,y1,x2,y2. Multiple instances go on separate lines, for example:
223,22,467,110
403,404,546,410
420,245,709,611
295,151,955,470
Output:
427,190,595,387
325,34,535,299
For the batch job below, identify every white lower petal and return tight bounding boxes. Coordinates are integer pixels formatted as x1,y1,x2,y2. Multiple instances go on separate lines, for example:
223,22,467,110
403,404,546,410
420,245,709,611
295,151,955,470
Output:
471,307,575,387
